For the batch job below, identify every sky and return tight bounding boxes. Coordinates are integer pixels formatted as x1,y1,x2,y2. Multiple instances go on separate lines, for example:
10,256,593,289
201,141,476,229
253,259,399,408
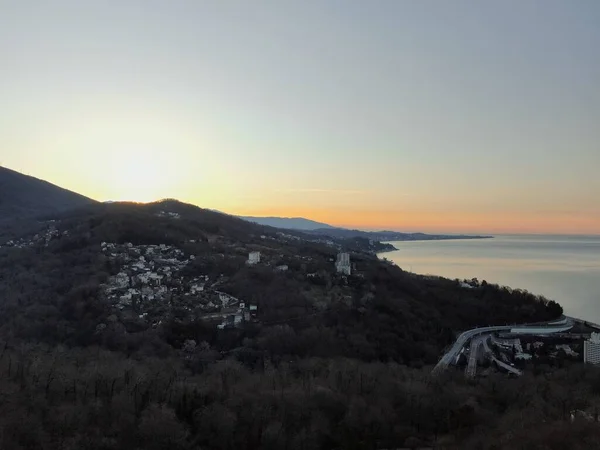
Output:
1,0,599,234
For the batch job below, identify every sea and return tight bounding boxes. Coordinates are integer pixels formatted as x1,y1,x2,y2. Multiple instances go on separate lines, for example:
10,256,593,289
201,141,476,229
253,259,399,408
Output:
382,234,600,324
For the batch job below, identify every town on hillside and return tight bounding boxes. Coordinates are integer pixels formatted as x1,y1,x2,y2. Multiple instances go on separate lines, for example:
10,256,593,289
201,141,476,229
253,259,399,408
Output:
1,211,358,333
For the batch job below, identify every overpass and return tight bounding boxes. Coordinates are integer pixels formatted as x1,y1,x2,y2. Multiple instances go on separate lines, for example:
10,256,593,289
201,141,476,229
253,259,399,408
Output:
464,335,523,378
508,324,573,334
568,316,600,331
433,316,573,376
465,336,485,377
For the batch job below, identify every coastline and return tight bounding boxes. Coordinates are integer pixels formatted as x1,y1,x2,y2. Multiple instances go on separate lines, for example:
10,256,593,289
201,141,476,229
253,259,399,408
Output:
375,239,585,325
376,235,495,256
376,244,398,254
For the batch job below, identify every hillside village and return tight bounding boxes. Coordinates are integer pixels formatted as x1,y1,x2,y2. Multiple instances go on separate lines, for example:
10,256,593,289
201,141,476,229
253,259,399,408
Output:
100,237,355,330
0,221,65,249
0,211,359,332
101,241,256,329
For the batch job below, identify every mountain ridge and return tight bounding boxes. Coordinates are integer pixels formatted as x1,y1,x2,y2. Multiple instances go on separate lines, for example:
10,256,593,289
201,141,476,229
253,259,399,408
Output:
0,167,490,242
238,215,335,230
237,214,492,241
0,166,96,221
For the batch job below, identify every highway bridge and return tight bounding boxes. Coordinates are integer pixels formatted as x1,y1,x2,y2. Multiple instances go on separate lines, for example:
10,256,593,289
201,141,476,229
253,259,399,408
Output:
463,335,523,377
433,316,574,376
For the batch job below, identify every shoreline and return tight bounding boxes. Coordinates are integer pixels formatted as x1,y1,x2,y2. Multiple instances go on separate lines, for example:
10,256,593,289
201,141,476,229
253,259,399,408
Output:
372,234,600,326
376,235,495,255
376,250,576,324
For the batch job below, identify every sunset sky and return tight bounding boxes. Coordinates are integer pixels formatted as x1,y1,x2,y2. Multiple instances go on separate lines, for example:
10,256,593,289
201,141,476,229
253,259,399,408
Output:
1,1,599,234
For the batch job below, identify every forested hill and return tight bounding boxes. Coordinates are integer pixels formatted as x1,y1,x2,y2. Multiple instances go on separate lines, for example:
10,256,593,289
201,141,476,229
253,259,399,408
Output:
0,166,95,220
0,199,561,355
0,199,572,449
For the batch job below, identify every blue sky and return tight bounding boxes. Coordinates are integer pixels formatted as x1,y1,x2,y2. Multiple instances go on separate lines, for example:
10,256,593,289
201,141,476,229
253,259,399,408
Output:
1,0,599,233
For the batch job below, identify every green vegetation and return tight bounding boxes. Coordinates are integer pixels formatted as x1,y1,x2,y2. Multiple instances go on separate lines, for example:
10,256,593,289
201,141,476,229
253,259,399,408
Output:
0,200,572,449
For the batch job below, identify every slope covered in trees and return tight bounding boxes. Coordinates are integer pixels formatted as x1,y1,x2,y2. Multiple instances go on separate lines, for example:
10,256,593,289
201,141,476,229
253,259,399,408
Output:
0,166,95,221
0,344,597,450
0,201,561,361
0,200,570,448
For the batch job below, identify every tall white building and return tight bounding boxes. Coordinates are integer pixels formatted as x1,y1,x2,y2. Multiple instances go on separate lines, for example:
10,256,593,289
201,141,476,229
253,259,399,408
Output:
584,332,600,365
247,251,261,265
335,252,351,275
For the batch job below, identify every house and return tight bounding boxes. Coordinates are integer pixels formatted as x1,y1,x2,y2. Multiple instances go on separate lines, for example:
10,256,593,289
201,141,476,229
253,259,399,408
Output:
247,251,261,265
217,312,244,329
249,304,258,318
190,283,204,294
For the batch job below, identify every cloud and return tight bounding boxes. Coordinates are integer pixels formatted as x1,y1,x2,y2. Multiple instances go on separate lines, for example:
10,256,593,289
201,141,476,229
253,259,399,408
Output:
274,188,370,195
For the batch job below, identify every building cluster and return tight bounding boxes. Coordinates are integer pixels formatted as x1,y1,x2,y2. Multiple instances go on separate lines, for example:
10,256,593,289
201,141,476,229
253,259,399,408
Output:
0,222,66,249
216,302,259,330
276,231,337,249
102,242,195,310
482,334,583,372
101,242,259,328
155,210,181,219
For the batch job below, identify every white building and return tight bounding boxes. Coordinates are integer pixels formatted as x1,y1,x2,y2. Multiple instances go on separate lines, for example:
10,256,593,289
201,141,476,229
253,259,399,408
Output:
247,251,261,265
335,252,351,275
584,332,600,365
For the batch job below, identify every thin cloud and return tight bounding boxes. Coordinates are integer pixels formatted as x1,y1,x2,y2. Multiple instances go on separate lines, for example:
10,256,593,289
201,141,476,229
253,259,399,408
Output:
275,188,370,195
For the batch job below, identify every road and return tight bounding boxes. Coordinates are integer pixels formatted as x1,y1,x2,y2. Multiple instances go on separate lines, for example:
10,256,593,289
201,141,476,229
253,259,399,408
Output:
481,335,491,354
465,336,485,377
433,325,512,375
467,335,522,377
433,316,573,375
492,356,522,376
463,333,525,378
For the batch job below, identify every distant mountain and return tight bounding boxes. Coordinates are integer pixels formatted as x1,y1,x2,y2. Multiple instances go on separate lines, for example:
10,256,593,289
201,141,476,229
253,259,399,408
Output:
238,216,335,231
237,213,491,241
0,166,96,221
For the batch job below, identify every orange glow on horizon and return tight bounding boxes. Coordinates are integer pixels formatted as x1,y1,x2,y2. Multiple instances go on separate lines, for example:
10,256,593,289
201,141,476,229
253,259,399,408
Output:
229,206,600,235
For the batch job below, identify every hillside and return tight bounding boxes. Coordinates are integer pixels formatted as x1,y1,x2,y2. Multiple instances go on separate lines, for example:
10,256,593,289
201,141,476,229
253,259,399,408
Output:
0,199,580,450
0,199,560,356
0,166,95,220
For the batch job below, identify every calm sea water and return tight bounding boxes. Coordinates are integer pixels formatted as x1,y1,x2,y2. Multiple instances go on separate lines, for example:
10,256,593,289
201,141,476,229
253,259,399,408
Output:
382,235,600,323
